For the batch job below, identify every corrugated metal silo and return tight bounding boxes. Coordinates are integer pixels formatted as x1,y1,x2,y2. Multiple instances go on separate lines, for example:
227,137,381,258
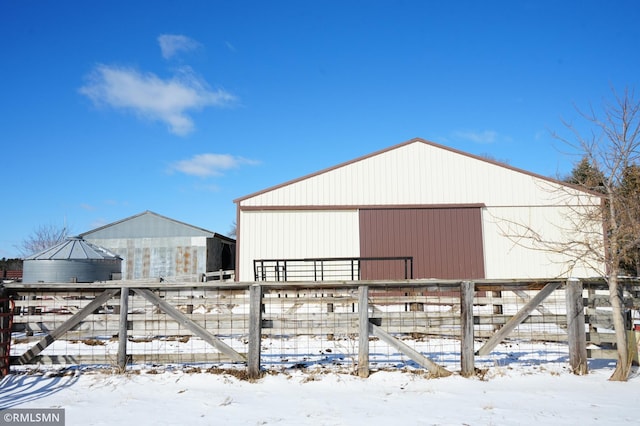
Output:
23,237,122,283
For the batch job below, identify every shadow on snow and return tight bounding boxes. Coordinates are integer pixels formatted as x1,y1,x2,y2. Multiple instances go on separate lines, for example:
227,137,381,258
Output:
0,368,81,410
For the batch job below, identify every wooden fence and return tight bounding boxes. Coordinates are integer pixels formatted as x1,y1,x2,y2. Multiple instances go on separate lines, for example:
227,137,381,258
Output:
1,277,639,378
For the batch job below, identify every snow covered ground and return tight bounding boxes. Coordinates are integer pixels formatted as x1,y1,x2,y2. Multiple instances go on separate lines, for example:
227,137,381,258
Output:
1,361,639,426
6,283,639,424
5,329,640,425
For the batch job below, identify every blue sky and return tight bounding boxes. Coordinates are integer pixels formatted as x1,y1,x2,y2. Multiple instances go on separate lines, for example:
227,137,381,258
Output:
2,1,639,259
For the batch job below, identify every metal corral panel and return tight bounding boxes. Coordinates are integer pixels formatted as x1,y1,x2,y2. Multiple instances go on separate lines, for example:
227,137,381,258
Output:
238,210,360,281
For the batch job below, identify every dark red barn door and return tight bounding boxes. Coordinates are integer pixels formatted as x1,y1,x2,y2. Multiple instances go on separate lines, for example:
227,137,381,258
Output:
359,207,485,280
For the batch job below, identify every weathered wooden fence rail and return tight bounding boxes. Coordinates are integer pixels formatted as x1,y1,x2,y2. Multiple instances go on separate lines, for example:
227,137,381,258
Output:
2,278,639,378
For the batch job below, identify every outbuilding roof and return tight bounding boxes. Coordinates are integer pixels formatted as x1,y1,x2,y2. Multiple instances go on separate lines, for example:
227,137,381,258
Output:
79,210,235,242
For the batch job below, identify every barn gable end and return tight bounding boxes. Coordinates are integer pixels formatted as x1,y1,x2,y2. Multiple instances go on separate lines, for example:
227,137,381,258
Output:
235,138,603,281
80,211,235,280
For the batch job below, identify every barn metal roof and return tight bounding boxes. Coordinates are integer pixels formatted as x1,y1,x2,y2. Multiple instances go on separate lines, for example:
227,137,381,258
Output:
79,210,234,242
25,237,122,260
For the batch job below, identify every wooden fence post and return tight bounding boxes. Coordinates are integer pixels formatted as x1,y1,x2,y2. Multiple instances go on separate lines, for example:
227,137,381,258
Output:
358,285,369,378
248,284,263,379
491,290,503,333
460,281,475,377
566,278,588,375
0,287,12,378
117,287,129,372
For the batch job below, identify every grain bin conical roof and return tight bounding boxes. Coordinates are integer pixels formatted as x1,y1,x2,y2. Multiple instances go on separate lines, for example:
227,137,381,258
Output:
25,237,121,260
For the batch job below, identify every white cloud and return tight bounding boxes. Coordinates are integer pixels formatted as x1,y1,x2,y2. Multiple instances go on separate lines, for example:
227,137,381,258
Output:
89,218,109,229
194,182,222,192
80,203,97,211
453,130,498,144
158,34,200,60
79,65,236,135
169,153,258,177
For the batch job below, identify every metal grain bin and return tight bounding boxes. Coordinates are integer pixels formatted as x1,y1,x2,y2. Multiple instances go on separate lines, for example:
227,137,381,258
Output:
23,237,122,283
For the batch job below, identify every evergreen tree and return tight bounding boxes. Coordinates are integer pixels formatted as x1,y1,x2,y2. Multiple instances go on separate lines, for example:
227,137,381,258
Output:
565,156,605,193
617,165,640,275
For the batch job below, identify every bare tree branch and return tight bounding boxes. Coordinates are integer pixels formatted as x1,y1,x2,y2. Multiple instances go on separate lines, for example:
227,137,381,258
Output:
503,87,640,381
17,223,70,257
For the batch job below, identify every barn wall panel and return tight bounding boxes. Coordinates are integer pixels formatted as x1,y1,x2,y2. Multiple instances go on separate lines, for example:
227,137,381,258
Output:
238,210,360,281
84,236,208,279
482,205,601,279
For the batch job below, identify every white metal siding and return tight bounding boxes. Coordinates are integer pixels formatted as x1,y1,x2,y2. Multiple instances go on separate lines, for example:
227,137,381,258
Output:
238,210,360,281
482,205,602,279
239,141,590,208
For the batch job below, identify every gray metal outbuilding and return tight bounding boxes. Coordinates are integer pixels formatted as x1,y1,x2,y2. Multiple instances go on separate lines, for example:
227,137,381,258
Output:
79,211,235,280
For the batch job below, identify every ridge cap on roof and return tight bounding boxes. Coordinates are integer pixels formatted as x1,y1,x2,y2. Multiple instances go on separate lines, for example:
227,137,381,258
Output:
79,210,221,237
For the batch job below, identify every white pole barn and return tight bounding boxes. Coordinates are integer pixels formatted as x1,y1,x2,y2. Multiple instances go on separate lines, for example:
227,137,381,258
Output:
234,138,603,281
